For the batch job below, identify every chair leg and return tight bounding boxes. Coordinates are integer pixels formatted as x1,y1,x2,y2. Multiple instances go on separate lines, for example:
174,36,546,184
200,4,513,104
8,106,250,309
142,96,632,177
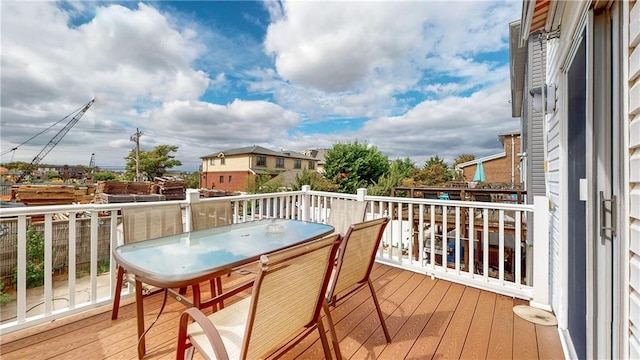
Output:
322,301,343,360
216,277,224,310
368,279,391,343
317,316,334,360
111,265,125,320
208,278,218,312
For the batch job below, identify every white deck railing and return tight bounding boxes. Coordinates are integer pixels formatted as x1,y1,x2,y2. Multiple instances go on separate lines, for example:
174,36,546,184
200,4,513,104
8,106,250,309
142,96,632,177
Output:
0,186,549,335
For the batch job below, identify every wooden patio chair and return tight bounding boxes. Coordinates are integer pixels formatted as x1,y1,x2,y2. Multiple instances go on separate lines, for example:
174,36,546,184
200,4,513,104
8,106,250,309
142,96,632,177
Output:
111,203,183,320
323,217,391,360
327,198,368,236
190,200,233,231
189,200,233,310
176,234,341,360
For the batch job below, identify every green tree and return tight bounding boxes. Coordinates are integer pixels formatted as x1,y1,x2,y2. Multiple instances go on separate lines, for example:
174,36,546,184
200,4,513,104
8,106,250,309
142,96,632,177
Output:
182,172,200,189
452,154,475,181
413,156,452,186
93,171,118,181
246,173,280,193
367,158,416,196
323,141,390,194
292,170,338,192
124,145,182,181
453,154,475,167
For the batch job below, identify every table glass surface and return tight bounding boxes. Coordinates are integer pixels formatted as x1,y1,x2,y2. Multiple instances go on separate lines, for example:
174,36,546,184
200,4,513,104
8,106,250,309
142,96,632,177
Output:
114,219,333,284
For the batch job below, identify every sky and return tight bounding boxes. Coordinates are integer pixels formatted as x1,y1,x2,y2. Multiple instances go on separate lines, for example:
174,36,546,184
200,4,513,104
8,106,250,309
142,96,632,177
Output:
1,0,523,172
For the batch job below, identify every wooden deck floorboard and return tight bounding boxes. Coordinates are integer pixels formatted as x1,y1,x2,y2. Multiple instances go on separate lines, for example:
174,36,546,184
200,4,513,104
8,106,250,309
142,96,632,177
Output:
0,264,564,360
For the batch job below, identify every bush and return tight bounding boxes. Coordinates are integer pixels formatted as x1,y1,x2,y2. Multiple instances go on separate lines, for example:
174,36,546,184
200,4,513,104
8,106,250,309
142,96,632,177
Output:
13,226,50,288
0,281,11,307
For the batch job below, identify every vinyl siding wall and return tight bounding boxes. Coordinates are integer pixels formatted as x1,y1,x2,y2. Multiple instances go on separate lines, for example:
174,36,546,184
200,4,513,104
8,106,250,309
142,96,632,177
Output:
528,32,547,200
627,1,640,357
545,35,564,328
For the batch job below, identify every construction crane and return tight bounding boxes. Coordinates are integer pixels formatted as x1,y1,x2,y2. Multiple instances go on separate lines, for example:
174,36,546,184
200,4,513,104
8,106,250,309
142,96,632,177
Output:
85,153,96,182
15,99,95,183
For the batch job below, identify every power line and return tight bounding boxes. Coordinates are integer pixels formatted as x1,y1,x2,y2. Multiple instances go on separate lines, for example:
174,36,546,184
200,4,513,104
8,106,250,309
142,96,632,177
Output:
0,102,89,156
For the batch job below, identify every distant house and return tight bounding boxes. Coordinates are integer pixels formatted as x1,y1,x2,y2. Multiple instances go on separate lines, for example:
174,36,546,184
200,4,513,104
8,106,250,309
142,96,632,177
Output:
35,165,85,181
200,145,319,192
301,148,328,173
455,131,522,186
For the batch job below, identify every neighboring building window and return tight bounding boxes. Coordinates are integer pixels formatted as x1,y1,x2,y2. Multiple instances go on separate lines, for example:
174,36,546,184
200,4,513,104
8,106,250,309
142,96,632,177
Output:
209,159,215,166
257,155,267,166
294,160,301,169
276,157,285,168
219,176,224,183
220,157,226,165
228,175,232,183
308,161,315,170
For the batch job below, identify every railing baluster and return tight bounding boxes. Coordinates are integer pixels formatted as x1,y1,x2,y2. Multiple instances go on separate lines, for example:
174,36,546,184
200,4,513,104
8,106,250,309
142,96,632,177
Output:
44,214,53,315
483,208,489,280
468,206,475,276
90,212,99,302
455,206,461,273
515,210,522,286
68,211,77,308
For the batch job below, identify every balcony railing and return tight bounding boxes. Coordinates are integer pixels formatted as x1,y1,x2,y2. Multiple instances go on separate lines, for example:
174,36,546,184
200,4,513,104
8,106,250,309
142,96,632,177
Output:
0,186,549,335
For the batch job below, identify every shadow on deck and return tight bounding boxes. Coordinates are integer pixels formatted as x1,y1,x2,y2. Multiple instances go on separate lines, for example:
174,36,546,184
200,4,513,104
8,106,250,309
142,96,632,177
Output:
0,263,564,359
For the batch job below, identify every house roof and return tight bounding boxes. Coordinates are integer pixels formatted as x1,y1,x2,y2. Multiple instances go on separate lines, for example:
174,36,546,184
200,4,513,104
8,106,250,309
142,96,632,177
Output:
262,169,324,189
456,152,507,169
201,145,315,160
498,130,521,145
302,148,328,164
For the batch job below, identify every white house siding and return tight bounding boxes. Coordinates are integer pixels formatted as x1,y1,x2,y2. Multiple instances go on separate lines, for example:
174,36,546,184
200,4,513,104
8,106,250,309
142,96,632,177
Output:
545,35,565,328
627,1,640,357
528,31,547,200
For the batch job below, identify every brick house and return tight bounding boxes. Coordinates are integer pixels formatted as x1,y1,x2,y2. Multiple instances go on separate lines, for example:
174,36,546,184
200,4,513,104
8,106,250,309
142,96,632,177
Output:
455,131,522,186
200,145,319,192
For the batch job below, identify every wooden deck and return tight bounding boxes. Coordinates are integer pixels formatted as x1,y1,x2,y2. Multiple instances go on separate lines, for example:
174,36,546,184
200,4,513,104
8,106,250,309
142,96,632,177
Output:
0,263,564,359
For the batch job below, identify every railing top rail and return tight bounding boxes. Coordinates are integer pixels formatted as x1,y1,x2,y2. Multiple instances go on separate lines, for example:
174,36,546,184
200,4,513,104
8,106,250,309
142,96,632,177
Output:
0,199,186,217
0,188,534,218
364,194,534,212
392,186,527,194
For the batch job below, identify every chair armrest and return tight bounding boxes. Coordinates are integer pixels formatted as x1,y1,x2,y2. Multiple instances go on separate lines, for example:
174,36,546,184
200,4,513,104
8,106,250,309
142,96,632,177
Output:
179,307,230,360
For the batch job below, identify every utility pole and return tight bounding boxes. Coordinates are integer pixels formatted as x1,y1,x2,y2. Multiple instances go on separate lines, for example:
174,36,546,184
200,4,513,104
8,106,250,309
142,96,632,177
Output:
130,128,143,182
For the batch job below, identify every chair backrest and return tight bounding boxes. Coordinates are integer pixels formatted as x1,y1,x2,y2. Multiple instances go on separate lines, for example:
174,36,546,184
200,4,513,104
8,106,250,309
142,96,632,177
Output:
121,203,183,244
190,201,233,231
242,234,341,359
327,217,390,299
327,198,368,236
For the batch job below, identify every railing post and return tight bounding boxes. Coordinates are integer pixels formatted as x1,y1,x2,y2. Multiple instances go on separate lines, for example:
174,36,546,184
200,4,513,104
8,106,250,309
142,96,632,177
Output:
531,196,551,310
301,185,311,221
185,189,200,231
357,188,367,202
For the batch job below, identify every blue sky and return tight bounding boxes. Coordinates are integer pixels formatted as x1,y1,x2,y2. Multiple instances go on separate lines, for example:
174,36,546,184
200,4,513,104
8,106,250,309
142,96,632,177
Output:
1,0,522,172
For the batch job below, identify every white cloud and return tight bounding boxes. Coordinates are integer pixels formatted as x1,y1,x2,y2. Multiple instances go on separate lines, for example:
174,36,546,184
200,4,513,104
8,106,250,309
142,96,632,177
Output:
1,1,210,167
1,0,522,173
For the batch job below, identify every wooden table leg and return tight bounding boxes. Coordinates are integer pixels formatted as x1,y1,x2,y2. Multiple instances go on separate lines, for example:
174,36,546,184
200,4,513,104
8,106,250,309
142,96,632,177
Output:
136,280,145,359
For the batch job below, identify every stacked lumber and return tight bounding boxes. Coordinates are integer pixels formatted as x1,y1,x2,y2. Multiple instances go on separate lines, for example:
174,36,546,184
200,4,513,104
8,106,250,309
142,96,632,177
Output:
95,193,166,204
11,185,96,206
96,181,155,195
199,189,227,198
154,176,186,200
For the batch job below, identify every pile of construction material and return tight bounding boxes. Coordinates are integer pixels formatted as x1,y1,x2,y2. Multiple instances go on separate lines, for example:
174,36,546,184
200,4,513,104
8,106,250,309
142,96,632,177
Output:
154,176,186,200
10,184,96,206
95,181,165,203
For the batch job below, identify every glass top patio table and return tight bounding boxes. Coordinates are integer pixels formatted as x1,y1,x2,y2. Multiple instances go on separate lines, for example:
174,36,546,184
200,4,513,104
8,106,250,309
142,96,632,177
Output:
113,218,335,288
